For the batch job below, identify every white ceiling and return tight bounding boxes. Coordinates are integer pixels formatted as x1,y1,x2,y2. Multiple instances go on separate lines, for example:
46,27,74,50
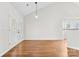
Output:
11,2,52,17
74,2,79,6
10,2,79,17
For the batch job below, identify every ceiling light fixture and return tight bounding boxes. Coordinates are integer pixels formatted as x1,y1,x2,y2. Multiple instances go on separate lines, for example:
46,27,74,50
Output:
35,2,38,19
25,2,31,7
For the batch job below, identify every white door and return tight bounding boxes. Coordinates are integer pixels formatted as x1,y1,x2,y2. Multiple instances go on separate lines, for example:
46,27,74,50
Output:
9,16,17,47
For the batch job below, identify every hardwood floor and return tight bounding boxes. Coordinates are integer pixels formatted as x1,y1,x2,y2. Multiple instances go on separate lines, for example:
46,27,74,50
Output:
3,40,68,57
68,48,79,57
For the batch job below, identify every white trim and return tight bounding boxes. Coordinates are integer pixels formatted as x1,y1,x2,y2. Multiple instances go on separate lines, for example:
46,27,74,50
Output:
68,46,79,50
25,38,64,40
0,39,24,57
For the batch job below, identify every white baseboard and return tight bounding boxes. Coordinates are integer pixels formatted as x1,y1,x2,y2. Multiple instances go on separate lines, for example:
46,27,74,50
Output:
25,38,64,40
68,46,79,50
0,39,24,57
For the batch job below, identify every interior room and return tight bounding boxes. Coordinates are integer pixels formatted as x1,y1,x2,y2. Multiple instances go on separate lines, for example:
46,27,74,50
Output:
0,2,79,57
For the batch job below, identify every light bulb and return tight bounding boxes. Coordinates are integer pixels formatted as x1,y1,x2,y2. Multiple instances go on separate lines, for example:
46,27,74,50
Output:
35,15,38,19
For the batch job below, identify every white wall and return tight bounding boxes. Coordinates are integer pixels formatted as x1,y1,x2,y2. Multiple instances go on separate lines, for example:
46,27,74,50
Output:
64,30,79,49
0,2,9,55
64,18,79,50
62,3,79,49
24,3,65,40
0,2,24,56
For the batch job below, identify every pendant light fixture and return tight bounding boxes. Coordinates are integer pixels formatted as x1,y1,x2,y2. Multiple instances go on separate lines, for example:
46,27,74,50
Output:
35,2,38,19
25,2,30,7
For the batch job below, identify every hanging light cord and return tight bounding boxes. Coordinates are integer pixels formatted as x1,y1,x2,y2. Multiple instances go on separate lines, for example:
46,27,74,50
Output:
35,2,37,17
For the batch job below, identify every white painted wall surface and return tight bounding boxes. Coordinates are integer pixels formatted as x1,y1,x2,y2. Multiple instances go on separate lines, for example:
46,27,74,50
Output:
62,3,79,49
0,2,9,55
24,3,65,40
64,18,79,49
64,30,79,49
0,3,24,56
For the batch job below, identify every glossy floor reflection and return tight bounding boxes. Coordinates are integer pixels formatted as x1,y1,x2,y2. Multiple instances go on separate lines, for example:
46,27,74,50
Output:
3,40,68,57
